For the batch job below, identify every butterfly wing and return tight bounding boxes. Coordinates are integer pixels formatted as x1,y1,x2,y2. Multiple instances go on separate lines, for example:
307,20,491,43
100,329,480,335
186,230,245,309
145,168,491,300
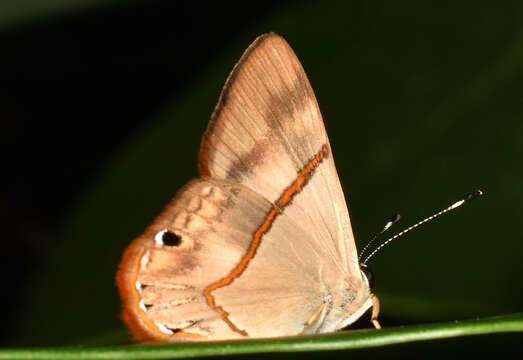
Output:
117,33,374,342
200,33,363,289
117,178,353,340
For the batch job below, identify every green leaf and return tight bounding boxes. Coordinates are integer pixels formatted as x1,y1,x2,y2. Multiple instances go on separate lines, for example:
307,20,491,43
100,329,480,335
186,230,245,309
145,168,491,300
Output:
1,313,522,360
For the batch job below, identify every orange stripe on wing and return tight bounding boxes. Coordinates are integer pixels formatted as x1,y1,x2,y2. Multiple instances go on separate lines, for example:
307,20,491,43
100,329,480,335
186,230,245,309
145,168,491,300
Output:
203,144,329,336
117,235,206,341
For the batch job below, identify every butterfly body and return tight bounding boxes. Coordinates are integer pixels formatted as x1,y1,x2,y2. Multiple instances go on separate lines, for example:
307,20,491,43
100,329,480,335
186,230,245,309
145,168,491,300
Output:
117,33,378,342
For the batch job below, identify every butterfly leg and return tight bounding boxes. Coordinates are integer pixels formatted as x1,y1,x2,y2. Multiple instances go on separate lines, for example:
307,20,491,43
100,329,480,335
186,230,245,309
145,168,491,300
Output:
300,301,329,334
370,294,381,329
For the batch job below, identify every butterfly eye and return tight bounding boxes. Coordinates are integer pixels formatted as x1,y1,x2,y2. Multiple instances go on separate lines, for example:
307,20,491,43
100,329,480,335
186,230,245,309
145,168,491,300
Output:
154,229,182,247
360,264,374,288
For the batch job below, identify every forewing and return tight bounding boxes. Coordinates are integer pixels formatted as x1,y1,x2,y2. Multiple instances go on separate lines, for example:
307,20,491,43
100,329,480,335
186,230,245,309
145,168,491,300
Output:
199,33,361,279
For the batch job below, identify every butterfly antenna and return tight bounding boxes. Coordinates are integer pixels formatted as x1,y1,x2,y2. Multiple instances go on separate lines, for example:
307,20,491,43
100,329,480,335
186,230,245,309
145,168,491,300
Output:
361,189,483,265
358,213,401,262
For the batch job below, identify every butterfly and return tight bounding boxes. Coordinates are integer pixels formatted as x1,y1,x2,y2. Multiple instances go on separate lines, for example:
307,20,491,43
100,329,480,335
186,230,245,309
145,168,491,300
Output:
116,33,380,342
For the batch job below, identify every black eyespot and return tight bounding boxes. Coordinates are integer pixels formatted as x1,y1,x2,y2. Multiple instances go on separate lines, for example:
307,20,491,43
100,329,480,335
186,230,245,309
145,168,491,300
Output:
360,264,374,288
156,229,182,246
166,327,183,334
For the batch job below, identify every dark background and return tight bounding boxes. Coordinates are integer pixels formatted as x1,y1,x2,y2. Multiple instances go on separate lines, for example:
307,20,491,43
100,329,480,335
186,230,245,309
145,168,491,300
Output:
1,0,522,357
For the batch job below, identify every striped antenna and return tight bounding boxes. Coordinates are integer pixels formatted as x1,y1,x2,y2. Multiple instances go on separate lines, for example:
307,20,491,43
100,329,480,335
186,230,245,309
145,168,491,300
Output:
358,213,401,263
361,189,483,265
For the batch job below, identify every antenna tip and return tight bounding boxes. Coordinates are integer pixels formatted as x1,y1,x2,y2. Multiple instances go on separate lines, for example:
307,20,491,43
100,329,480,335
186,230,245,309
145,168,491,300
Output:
466,189,483,201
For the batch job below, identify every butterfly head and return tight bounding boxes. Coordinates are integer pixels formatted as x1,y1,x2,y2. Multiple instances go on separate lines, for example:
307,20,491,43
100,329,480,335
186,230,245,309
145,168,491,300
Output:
359,263,374,289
